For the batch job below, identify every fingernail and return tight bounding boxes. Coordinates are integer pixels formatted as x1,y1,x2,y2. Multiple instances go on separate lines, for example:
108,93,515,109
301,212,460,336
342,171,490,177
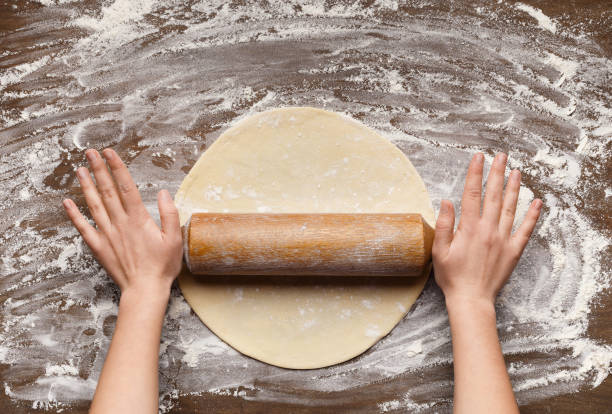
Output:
62,199,72,210
511,169,520,180
77,167,87,179
103,149,114,160
498,152,507,163
439,201,448,214
475,153,484,163
161,189,171,200
535,199,543,209
86,150,96,162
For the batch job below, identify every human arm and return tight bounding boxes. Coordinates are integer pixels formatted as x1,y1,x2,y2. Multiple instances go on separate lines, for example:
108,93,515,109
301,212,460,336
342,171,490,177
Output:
432,152,542,413
62,148,183,414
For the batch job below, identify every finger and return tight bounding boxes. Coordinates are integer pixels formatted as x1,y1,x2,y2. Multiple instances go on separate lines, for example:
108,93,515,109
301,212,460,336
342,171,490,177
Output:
499,169,521,236
63,197,127,289
101,148,146,216
433,200,455,258
512,199,543,255
482,152,508,225
458,152,484,230
86,149,126,223
158,189,181,241
76,166,111,232
62,198,103,252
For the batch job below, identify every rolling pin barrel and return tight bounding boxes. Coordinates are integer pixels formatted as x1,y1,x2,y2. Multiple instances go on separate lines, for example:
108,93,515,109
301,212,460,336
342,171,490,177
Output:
184,213,434,277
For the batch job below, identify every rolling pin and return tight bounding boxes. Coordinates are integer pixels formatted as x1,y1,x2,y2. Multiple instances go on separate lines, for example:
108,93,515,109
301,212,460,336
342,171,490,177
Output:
183,213,434,277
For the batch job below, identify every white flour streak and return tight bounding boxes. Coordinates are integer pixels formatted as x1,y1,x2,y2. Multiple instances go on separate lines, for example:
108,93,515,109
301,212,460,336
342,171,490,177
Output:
0,56,51,90
545,52,579,87
515,3,557,34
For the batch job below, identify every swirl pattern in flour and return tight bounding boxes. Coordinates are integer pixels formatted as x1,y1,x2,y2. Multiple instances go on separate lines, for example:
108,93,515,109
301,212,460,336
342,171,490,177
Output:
0,0,610,412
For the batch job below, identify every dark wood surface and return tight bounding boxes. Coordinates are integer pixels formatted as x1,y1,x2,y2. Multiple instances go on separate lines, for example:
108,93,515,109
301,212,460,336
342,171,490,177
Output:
0,0,610,412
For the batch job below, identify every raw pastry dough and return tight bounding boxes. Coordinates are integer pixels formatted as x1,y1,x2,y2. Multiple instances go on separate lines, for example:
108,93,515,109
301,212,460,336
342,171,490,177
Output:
176,107,434,369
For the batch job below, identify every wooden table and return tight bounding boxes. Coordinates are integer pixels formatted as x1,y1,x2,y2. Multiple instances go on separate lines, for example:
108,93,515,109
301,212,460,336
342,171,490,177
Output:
1,0,610,412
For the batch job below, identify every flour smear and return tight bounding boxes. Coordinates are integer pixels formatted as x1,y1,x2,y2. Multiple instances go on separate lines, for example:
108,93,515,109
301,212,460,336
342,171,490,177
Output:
0,0,610,413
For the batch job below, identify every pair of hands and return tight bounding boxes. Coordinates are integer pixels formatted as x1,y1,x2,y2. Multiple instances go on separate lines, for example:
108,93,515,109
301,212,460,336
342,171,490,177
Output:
63,149,541,306
63,148,539,414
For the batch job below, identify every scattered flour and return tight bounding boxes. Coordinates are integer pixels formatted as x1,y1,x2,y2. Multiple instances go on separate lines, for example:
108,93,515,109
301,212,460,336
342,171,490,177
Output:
545,52,579,87
0,56,51,90
1,0,610,412
532,147,581,187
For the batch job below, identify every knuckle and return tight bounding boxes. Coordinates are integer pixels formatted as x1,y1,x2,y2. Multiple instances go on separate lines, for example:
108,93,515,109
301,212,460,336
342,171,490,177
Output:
90,202,103,215
108,160,123,170
488,191,501,201
164,208,179,216
99,187,115,199
436,217,450,228
466,188,481,199
435,224,450,233
118,183,133,195
503,206,516,217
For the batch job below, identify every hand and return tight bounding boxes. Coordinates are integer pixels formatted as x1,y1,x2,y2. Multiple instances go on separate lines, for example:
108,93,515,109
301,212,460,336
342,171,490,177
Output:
432,152,542,306
62,148,183,298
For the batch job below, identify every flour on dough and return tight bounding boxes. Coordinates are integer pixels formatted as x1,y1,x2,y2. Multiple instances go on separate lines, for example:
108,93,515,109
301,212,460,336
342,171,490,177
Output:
176,107,434,369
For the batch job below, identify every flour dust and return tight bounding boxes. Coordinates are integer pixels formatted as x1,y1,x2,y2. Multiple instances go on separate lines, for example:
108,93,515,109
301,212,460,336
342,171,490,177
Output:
0,0,610,412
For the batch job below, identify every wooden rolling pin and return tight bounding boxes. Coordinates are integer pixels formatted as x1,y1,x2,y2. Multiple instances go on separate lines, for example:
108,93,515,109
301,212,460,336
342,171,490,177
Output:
183,213,434,277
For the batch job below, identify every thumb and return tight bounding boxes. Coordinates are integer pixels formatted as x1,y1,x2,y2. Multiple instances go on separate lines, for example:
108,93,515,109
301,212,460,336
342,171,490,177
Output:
433,199,455,257
157,189,180,240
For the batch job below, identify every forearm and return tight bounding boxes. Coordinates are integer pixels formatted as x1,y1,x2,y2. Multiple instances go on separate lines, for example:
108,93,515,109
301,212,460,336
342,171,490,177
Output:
446,297,518,414
90,286,170,414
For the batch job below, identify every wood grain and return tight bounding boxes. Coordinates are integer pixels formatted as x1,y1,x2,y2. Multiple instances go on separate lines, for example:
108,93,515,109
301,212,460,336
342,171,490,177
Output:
187,213,433,277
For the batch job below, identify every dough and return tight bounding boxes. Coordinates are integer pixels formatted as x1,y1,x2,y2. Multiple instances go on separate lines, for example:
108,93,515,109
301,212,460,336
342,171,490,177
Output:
175,107,434,369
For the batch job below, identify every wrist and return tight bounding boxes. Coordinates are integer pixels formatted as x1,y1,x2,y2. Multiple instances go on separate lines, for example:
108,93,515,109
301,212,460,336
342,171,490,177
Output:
119,282,171,312
444,294,496,318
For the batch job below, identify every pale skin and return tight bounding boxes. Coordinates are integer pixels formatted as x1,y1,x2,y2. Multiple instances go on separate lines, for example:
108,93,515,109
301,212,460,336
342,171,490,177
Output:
63,148,182,414
63,149,540,413
433,152,542,413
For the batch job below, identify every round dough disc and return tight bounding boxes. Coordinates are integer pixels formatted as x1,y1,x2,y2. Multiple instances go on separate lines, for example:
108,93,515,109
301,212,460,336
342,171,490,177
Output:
176,107,434,369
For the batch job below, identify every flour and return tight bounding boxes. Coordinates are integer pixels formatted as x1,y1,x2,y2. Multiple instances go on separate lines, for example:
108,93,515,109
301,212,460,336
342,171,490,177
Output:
1,0,611,412
379,393,436,413
515,3,557,34
72,0,158,49
0,56,51,90
545,52,579,87
532,147,581,187
45,362,79,377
